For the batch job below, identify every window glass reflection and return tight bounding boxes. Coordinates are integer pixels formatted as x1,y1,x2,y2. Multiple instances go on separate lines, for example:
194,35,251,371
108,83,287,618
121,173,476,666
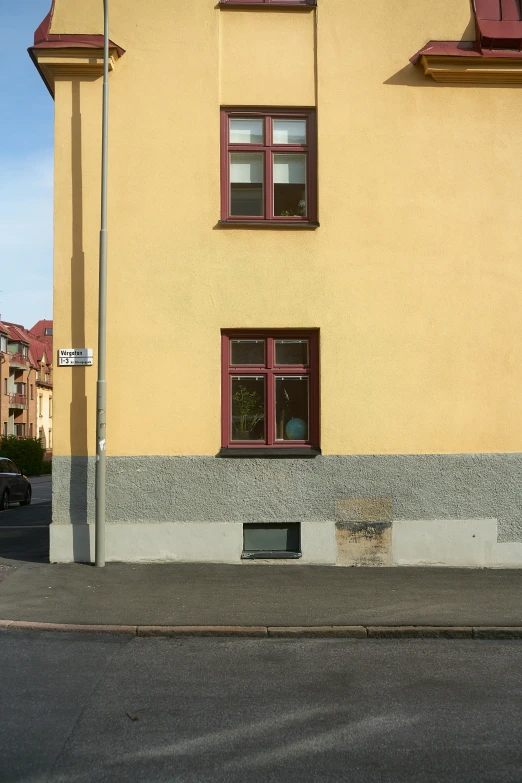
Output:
273,120,306,144
273,154,306,217
231,377,265,440
275,376,309,441
230,119,264,144
231,340,264,365
275,340,308,365
230,153,264,216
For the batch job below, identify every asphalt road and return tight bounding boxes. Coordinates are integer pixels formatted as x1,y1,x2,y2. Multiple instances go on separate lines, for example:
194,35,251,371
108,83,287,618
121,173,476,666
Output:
0,475,50,564
1,632,521,783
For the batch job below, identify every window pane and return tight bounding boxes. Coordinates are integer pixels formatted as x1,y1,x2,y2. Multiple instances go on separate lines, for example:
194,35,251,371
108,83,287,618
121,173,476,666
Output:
230,153,264,216
231,340,264,365
275,340,308,365
273,119,307,145
275,376,309,441
273,154,306,217
231,377,265,440
230,118,264,144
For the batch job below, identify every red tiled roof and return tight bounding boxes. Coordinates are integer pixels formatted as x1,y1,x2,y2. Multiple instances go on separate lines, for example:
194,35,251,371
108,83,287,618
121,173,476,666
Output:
4,323,31,345
3,321,52,369
30,320,53,339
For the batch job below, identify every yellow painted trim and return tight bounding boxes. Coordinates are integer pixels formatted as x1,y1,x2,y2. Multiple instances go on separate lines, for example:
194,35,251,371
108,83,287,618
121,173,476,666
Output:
31,47,121,96
420,54,522,83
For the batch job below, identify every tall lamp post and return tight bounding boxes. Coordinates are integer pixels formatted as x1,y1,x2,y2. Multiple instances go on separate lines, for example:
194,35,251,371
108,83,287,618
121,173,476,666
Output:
95,0,109,567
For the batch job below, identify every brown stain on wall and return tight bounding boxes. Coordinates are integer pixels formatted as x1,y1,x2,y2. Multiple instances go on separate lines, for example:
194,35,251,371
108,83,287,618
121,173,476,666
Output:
335,498,393,566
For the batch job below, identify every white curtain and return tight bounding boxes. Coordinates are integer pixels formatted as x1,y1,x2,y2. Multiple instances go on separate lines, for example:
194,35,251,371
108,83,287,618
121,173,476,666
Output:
273,120,306,145
230,153,263,183
273,154,306,184
230,119,263,144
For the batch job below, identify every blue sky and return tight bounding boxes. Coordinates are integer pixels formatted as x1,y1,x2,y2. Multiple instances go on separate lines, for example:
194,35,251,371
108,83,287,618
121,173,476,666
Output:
1,0,54,329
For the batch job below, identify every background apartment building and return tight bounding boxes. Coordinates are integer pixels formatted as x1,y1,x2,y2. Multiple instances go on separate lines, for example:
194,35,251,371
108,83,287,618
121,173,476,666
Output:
31,0,522,566
31,320,54,454
0,319,53,451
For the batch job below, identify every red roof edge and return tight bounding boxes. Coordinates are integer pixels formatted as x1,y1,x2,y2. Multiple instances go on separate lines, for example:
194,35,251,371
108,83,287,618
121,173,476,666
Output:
410,39,522,64
410,41,479,64
412,1,522,65
32,0,125,56
29,0,125,97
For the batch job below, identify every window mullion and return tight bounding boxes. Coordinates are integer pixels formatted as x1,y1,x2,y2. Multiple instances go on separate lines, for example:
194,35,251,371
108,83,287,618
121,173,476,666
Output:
266,337,274,369
266,339,273,444
266,339,274,445
264,117,271,219
266,371,275,445
266,115,272,146
263,149,271,220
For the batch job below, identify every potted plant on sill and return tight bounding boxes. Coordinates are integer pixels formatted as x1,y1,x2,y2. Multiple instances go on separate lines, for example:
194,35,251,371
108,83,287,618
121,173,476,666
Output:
232,384,264,440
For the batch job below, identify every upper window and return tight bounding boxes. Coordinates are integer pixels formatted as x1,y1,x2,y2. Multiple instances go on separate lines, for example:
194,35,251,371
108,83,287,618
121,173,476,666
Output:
0,335,6,353
221,108,317,225
221,330,319,451
220,1,315,6
45,328,53,336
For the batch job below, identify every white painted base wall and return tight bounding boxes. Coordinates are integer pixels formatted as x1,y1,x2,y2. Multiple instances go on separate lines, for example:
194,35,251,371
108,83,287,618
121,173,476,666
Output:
393,519,522,567
49,521,338,565
50,519,522,567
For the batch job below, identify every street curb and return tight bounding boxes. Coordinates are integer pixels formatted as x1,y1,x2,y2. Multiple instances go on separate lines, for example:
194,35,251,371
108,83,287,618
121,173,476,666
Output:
1,621,522,638
268,626,367,638
0,620,137,634
137,625,268,637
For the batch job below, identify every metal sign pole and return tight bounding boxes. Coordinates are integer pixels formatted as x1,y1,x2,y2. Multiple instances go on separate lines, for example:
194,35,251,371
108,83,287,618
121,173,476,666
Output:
95,0,109,567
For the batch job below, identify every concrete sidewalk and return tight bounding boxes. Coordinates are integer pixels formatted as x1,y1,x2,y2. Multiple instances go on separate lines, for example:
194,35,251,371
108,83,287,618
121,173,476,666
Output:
0,562,521,630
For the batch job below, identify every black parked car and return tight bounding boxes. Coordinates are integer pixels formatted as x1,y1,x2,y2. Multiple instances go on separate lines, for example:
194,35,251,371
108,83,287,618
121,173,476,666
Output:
0,458,32,510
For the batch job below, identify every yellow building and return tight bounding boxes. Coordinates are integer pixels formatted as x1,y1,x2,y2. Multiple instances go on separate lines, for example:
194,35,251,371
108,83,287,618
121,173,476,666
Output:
31,0,522,566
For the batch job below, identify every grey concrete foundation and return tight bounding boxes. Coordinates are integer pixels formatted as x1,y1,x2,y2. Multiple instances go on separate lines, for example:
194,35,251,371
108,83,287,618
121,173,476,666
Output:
51,454,522,565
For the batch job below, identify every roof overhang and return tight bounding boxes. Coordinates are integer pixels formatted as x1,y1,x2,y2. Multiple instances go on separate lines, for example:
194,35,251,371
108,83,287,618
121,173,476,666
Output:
29,1,125,98
411,1,522,84
29,44,123,97
412,41,522,83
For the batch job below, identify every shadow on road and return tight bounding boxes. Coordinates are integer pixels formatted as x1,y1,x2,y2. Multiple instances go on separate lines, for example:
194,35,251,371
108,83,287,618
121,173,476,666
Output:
0,487,51,563
0,500,51,528
0,527,49,563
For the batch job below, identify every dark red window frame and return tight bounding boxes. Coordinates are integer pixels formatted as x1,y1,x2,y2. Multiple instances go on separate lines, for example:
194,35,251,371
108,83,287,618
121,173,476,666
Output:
221,330,320,451
220,108,317,225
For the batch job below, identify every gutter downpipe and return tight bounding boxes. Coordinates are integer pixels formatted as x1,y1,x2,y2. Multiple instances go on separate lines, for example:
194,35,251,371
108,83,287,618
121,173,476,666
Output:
95,0,109,567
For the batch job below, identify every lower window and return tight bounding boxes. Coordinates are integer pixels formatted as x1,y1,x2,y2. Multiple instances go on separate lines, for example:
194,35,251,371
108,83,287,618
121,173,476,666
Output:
221,330,319,451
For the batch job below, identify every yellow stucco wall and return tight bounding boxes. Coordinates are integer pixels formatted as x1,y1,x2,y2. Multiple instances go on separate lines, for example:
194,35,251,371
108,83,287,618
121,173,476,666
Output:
48,0,522,457
219,9,316,107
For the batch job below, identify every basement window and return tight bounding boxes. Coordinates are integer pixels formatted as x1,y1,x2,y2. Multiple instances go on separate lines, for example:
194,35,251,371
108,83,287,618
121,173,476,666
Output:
242,523,301,559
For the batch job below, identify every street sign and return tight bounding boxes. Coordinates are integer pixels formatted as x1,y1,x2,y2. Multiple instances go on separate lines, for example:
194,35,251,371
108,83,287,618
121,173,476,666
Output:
58,348,94,366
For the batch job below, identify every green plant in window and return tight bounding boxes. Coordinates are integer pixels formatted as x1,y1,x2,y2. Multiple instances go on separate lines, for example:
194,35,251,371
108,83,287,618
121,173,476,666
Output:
232,385,264,434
